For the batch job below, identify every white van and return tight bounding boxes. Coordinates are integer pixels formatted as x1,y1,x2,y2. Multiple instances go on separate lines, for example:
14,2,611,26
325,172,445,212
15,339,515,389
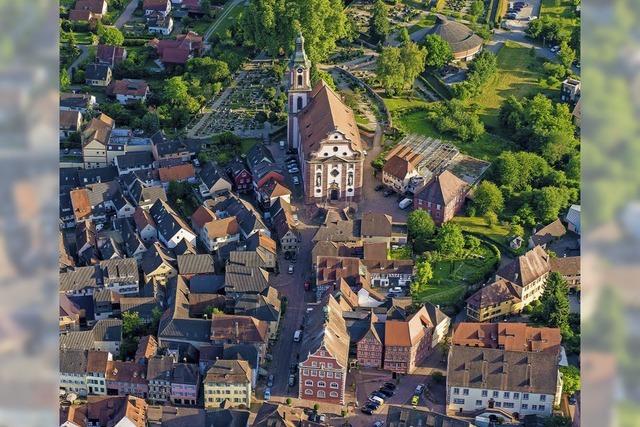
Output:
399,198,413,210
370,395,385,405
293,330,302,342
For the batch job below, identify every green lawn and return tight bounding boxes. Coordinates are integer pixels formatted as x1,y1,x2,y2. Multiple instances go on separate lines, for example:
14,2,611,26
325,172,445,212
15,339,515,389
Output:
407,14,437,33
540,0,579,28
210,0,245,38
413,241,499,306
389,246,413,260
382,96,430,113
450,216,512,248
240,138,259,154
464,41,557,129
61,31,95,45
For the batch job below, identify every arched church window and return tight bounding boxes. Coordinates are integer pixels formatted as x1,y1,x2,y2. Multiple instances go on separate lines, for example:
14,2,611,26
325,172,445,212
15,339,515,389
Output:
297,74,303,86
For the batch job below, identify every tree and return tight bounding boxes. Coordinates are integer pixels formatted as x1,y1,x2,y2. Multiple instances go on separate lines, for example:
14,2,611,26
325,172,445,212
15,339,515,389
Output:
533,186,575,223
407,209,436,253
369,0,390,43
242,0,348,63
399,27,411,45
423,34,453,68
122,311,143,337
558,41,576,69
186,57,230,84
533,272,570,331
411,259,433,295
426,99,485,142
97,25,124,45
559,365,580,395
465,235,481,251
484,211,498,226
470,0,484,19
435,223,465,256
516,205,537,227
201,0,212,17
376,42,427,95
544,416,572,427
473,181,504,215
60,68,71,91
140,112,160,133
509,223,525,238
204,306,224,317
453,50,497,99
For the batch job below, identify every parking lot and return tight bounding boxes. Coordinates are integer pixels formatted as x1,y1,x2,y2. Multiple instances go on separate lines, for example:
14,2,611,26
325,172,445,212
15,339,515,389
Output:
502,0,541,30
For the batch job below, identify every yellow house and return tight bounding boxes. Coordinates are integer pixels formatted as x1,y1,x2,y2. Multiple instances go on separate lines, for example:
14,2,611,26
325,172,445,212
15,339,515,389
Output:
204,359,252,409
82,114,114,169
141,242,177,286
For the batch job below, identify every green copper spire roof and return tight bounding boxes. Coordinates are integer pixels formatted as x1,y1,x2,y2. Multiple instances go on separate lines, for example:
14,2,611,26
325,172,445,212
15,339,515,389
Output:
290,32,311,68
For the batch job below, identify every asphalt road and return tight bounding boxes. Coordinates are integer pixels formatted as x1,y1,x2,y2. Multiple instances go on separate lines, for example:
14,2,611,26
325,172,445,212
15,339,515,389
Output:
114,0,140,29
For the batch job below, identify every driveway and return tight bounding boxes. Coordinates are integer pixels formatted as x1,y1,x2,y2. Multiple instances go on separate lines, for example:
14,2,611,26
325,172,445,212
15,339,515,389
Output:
66,45,90,76
114,0,139,29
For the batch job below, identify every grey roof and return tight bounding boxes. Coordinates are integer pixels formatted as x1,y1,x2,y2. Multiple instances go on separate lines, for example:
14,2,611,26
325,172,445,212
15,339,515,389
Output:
141,242,176,275
447,345,560,395
60,331,94,351
60,349,88,374
60,266,101,293
100,258,139,286
93,318,123,341
223,343,259,370
428,14,484,55
423,301,449,327
155,140,189,157
234,287,280,323
228,251,269,269
130,180,167,206
147,355,174,382
246,144,274,168
77,166,118,185
177,254,215,275
98,237,124,260
158,277,212,343
211,195,267,237
224,264,269,295
85,63,111,80
204,359,252,384
189,274,225,294
205,409,250,427
120,296,159,319
385,406,472,427
120,219,147,257
199,162,231,190
115,151,154,171
60,92,93,109
313,215,361,243
150,199,194,243
171,363,199,385
172,236,198,256
60,168,80,193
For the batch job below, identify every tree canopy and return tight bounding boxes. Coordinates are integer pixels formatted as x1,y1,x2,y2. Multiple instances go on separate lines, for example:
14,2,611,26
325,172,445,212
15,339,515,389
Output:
97,25,124,45
423,34,453,68
407,209,436,253
411,259,433,296
376,42,426,94
473,181,504,215
532,272,570,331
242,0,348,63
369,0,390,43
560,365,580,395
435,223,465,256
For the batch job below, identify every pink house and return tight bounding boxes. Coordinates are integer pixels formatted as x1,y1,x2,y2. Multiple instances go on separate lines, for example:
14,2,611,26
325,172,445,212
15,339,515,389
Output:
170,363,200,405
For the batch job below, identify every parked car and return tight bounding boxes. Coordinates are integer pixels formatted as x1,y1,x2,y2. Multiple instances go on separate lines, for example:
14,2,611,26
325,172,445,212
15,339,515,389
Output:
375,184,384,191
378,388,394,398
370,392,386,401
288,167,300,174
383,189,394,197
388,286,404,295
383,382,397,391
293,330,302,342
279,141,285,149
411,395,420,406
415,384,426,395
292,176,300,185
361,406,374,415
290,364,297,374
399,198,413,209
506,12,517,18
264,388,271,400
288,264,294,274
267,375,274,387
288,374,296,386
373,422,384,427
369,395,385,405
551,45,560,52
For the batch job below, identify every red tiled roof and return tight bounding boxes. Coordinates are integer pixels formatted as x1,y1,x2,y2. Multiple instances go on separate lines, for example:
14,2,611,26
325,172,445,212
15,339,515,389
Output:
96,45,127,65
108,79,149,97
158,163,195,182
143,0,169,11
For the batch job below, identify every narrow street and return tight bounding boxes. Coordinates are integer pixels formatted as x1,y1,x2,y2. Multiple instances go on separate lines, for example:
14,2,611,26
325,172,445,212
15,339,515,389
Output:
114,0,140,29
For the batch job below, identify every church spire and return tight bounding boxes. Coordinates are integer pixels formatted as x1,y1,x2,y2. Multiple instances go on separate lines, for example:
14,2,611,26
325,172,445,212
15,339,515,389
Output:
291,31,311,68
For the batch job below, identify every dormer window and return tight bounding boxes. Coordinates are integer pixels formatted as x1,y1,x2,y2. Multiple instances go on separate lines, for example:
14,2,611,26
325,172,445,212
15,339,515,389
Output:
333,146,338,152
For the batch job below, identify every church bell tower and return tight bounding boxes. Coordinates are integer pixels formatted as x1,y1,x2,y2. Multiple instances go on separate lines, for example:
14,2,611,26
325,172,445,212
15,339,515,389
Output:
287,33,312,149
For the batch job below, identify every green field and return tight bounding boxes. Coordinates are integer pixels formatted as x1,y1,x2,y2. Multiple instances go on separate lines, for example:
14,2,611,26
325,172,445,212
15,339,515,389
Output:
240,138,259,154
61,31,95,45
413,241,499,306
465,41,557,129
210,0,245,38
540,0,579,28
451,216,512,248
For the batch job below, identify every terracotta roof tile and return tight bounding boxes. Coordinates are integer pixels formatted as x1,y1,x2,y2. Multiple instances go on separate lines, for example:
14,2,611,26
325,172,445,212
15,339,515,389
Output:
158,163,195,182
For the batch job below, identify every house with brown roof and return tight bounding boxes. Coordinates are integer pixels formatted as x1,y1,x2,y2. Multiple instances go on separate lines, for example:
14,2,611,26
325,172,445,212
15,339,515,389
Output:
85,395,147,427
96,44,127,67
106,360,149,398
258,178,292,207
210,315,269,359
158,163,197,188
315,255,370,299
190,205,240,252
133,206,157,242
446,345,562,417
143,0,171,16
204,359,252,409
108,79,150,105
550,256,580,288
414,170,469,225
384,303,450,374
467,246,551,321
287,35,365,203
60,109,82,139
383,144,425,193
244,231,278,270
147,11,174,36
82,113,115,169
452,322,562,355
149,31,203,65
271,199,300,253
360,212,408,248
529,218,567,249
141,241,177,285
298,295,350,404
354,312,385,368
198,162,233,198
69,0,107,23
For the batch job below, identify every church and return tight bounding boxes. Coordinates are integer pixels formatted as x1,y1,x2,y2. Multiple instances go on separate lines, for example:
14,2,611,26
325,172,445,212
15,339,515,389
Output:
287,34,365,204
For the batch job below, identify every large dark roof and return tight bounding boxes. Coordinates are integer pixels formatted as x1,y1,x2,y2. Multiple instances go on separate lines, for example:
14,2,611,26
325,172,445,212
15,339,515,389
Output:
428,14,484,55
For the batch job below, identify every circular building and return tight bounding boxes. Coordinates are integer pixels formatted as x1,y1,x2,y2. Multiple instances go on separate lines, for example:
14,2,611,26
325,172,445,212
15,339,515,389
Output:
428,14,484,61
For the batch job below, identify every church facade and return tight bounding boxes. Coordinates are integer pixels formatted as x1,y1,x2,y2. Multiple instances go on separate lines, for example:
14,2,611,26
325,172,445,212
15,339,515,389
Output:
287,35,365,204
